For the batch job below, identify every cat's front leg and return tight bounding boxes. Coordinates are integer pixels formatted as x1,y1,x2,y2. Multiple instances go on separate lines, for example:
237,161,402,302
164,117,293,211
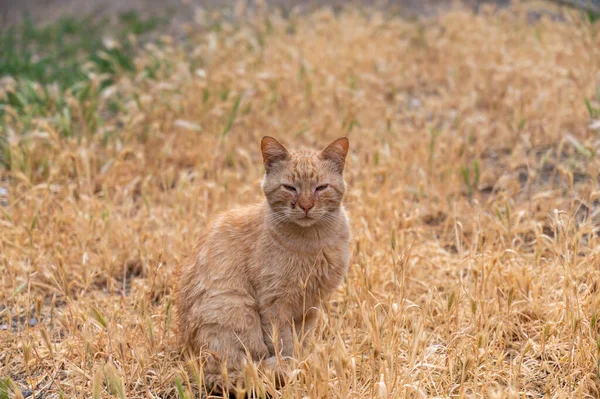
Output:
260,303,295,358
295,306,319,346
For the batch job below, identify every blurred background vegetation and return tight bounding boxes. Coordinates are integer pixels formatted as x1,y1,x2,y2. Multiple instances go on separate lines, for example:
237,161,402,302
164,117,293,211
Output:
1,0,599,170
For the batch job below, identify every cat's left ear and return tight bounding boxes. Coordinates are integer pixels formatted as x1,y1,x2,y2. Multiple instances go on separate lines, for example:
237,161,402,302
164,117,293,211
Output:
319,137,349,173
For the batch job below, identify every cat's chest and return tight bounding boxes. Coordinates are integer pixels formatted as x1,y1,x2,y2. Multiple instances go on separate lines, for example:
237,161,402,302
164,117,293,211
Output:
256,245,348,301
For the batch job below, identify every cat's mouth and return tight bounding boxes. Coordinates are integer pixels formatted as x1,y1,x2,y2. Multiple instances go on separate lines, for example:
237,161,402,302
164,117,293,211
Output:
295,215,317,226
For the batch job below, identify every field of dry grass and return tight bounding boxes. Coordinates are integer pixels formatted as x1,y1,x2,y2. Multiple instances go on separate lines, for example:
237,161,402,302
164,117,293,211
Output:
1,2,600,398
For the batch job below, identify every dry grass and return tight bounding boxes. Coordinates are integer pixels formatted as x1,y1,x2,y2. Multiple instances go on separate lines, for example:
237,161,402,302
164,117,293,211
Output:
2,2,600,398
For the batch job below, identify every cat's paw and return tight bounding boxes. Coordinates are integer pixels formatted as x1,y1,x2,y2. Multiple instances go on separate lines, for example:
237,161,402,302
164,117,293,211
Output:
260,356,290,388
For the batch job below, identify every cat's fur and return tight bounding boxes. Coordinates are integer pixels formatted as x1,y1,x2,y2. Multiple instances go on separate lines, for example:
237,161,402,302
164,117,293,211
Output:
176,136,351,392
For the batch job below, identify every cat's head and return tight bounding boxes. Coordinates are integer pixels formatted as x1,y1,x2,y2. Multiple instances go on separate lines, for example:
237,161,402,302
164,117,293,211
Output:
261,136,349,227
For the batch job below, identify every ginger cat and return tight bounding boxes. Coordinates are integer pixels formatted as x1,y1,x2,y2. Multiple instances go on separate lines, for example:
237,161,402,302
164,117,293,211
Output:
176,136,351,393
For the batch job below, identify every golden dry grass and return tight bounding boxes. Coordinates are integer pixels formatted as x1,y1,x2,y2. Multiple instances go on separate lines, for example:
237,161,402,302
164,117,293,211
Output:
1,3,600,398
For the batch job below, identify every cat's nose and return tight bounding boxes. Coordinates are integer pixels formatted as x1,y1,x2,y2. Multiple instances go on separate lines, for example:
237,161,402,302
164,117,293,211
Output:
299,203,314,214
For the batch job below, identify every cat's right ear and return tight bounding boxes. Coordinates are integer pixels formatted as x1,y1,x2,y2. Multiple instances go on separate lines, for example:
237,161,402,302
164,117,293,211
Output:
319,137,349,173
261,136,289,172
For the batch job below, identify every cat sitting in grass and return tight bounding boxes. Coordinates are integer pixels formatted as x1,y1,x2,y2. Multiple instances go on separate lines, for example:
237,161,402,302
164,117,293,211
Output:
176,136,351,394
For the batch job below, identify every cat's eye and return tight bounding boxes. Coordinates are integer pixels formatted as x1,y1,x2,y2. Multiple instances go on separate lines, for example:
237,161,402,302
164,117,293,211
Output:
315,184,329,192
282,184,297,192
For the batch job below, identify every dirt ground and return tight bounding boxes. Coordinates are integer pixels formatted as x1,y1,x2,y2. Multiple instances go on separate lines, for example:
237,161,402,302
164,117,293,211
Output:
0,0,513,26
